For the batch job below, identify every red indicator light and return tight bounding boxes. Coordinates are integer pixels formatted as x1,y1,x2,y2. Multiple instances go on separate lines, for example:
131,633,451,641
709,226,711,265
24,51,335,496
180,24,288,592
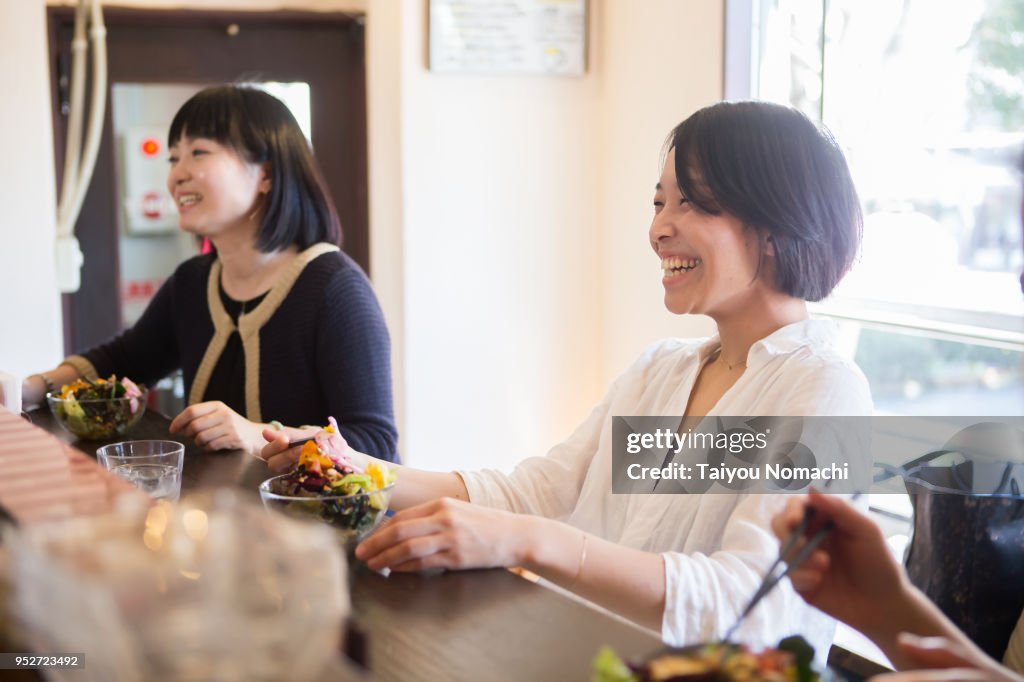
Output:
141,138,160,157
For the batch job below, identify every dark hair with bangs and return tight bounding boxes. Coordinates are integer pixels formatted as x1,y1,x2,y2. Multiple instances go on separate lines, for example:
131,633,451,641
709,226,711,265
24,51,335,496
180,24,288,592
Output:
168,85,341,252
669,100,862,302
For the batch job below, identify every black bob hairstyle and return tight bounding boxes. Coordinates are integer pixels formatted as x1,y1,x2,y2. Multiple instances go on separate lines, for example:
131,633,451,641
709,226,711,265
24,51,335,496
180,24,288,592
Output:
168,85,342,252
669,100,862,302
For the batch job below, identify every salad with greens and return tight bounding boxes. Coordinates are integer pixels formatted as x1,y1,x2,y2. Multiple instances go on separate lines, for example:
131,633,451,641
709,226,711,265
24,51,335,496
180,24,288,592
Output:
48,375,146,439
593,636,818,682
264,417,396,535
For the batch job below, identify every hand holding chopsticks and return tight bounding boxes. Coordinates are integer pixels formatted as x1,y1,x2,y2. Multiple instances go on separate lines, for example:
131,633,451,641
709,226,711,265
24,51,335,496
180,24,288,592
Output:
760,490,925,647
722,492,862,643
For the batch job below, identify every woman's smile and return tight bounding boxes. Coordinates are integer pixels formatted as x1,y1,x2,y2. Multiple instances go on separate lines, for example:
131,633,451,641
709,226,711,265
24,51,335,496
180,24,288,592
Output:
660,255,703,285
174,191,202,213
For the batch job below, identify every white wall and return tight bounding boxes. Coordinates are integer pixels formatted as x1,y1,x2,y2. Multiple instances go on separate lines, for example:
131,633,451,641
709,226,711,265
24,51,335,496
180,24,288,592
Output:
396,0,605,470
0,1,63,377
7,0,726,471
598,0,722,378
364,0,406,463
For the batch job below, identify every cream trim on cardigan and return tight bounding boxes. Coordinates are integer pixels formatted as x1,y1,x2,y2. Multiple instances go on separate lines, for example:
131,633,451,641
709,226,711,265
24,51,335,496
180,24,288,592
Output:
188,243,340,421
62,355,99,380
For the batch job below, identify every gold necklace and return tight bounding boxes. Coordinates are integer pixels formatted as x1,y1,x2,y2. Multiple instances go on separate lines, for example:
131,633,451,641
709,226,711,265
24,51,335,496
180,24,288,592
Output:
713,349,747,371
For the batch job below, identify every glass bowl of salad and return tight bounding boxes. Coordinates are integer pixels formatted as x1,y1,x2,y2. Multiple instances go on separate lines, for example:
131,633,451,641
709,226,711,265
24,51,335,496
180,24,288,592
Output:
592,636,821,682
259,436,395,546
47,375,148,440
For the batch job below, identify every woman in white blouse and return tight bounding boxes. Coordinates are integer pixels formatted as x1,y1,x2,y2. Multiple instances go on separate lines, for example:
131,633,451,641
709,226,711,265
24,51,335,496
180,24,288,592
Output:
261,101,873,652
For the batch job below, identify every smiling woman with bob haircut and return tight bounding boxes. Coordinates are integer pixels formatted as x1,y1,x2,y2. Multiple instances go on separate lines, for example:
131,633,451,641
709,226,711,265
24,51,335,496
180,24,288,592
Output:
23,85,398,461
263,101,873,652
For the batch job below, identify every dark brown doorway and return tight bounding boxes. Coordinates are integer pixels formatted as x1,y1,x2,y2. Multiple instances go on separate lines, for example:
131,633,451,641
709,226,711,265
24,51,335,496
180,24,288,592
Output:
48,8,369,354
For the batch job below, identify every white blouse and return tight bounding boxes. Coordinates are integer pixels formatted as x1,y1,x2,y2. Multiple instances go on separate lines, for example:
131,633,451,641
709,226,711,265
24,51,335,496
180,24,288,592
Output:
458,319,873,657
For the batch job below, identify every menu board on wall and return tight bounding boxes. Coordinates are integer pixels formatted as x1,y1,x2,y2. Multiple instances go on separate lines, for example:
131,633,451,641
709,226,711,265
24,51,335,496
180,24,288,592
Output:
428,0,587,76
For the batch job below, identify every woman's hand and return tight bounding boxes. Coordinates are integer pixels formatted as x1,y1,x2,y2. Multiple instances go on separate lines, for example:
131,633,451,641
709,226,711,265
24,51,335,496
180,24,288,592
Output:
259,422,369,473
169,401,265,455
19,374,48,408
354,497,531,573
871,634,1022,682
774,493,1000,672
771,490,909,637
260,428,308,473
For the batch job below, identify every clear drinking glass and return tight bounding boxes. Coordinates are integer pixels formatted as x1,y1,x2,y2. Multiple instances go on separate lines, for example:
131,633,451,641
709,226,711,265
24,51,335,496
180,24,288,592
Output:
97,440,185,502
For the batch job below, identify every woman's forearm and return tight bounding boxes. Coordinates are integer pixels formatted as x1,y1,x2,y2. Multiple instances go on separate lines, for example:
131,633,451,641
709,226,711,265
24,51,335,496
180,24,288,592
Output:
519,516,666,632
22,364,81,407
391,467,469,508
351,450,469,510
864,582,988,670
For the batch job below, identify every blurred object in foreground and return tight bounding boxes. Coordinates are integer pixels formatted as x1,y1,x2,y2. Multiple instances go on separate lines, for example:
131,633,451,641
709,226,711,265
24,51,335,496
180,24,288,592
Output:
3,490,351,682
0,405,140,524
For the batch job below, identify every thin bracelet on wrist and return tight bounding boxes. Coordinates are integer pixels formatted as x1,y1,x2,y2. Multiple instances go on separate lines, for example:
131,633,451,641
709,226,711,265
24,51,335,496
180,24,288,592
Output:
569,533,589,591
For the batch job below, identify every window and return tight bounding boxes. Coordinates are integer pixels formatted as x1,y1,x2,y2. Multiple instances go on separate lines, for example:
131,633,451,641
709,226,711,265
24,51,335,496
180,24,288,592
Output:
727,0,1024,417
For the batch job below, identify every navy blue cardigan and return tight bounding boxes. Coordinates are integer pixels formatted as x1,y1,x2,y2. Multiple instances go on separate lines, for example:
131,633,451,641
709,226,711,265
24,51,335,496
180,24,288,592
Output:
69,246,399,462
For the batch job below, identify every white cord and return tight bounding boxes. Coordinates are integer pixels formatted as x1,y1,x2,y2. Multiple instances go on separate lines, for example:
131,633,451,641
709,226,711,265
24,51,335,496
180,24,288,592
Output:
56,0,88,235
55,0,107,293
60,0,107,238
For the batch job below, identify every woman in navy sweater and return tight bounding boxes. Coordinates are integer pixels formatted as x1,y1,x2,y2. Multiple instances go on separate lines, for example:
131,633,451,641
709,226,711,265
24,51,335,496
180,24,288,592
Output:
23,86,398,462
